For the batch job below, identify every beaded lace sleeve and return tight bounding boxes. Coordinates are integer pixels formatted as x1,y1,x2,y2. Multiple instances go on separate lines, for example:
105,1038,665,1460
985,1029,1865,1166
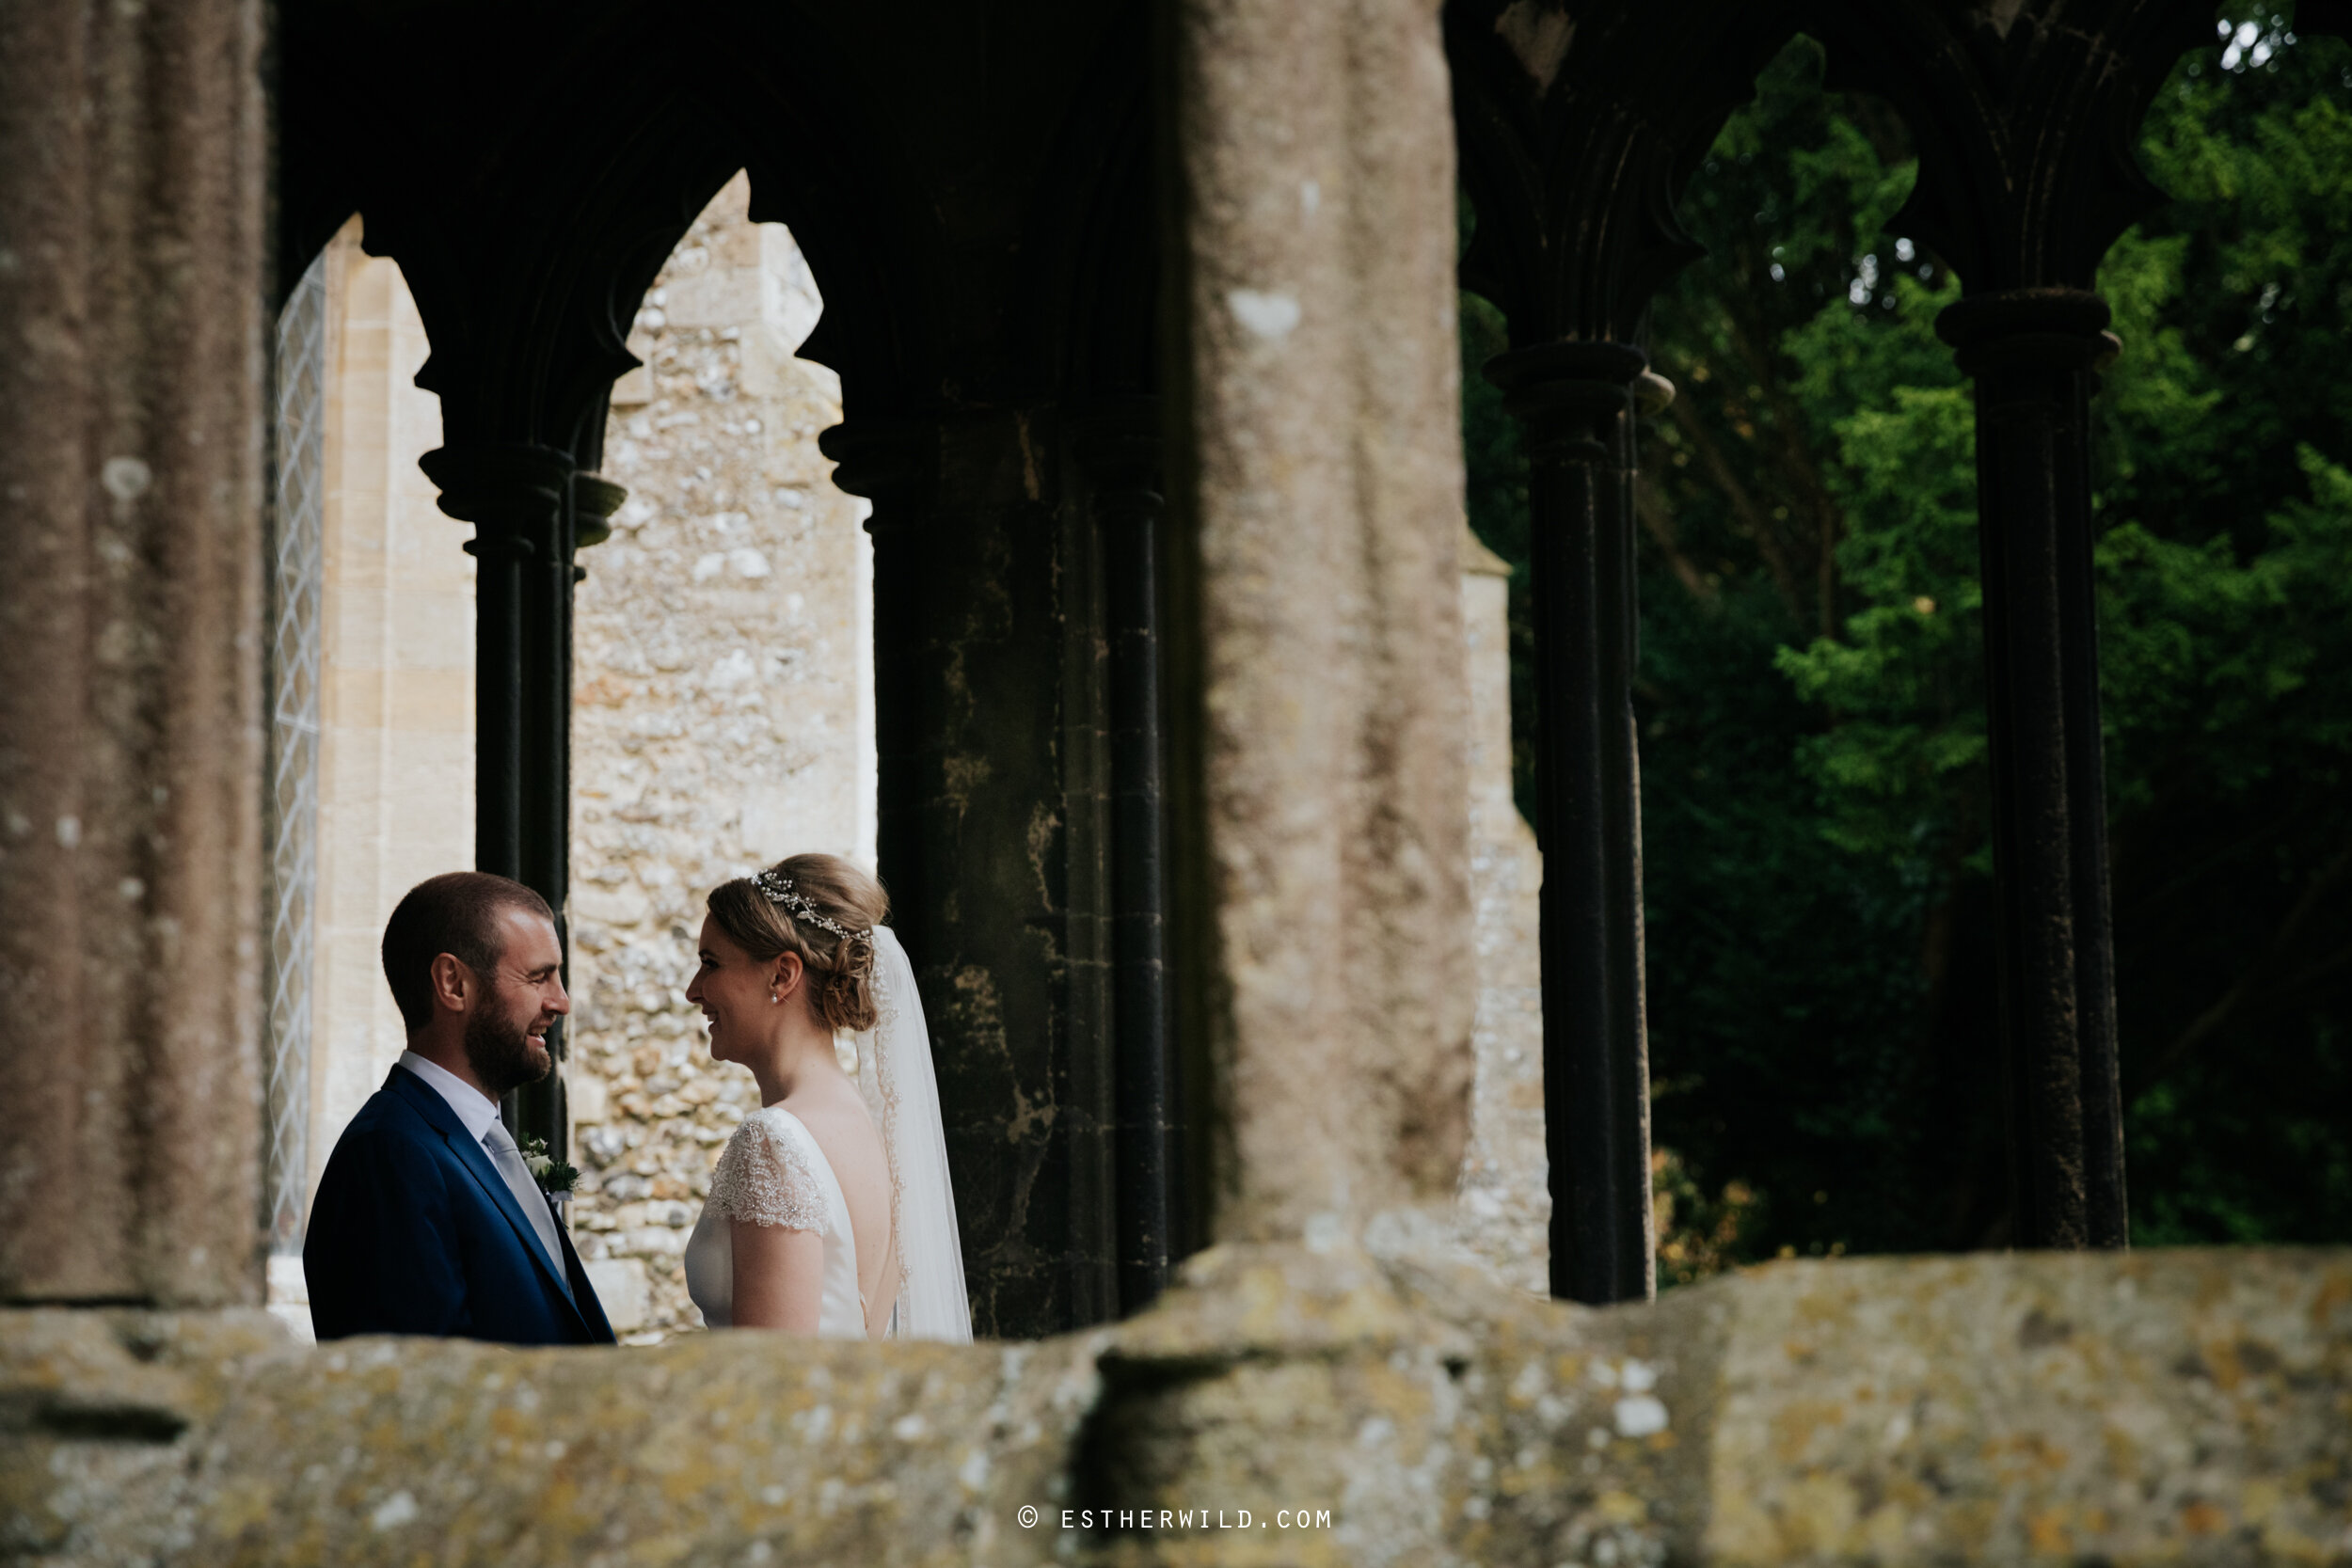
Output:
709,1111,829,1233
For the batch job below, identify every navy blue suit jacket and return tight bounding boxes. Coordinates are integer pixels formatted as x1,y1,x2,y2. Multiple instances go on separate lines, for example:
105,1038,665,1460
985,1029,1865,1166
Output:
305,1067,615,1346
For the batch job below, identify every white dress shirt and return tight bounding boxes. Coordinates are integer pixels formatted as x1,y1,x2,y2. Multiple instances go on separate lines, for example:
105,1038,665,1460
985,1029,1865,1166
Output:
396,1051,503,1142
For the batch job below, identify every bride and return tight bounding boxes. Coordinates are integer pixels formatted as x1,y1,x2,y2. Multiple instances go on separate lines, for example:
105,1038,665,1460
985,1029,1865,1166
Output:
680,853,971,1340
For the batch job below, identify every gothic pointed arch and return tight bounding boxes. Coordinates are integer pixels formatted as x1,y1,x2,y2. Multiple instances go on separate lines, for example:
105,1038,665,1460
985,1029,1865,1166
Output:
1802,0,2218,294
1446,0,1804,346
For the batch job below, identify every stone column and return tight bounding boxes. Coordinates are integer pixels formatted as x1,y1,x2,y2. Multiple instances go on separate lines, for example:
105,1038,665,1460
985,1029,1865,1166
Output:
1074,399,1175,1311
418,442,588,1154
1168,0,1473,1242
0,0,268,1304
826,409,1124,1335
1484,341,1661,1304
1937,288,2129,1250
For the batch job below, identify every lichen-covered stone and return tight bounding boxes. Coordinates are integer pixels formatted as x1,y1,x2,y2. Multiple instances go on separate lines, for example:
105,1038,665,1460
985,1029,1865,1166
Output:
7,1249,2348,1565
4,1311,1106,1567
1,1311,296,1563
1688,1251,2352,1564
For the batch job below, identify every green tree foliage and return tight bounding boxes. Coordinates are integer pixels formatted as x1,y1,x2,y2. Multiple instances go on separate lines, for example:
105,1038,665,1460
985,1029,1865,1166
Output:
1460,16,2352,1274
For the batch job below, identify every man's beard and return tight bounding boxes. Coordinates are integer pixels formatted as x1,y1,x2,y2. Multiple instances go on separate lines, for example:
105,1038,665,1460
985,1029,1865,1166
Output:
464,1002,552,1096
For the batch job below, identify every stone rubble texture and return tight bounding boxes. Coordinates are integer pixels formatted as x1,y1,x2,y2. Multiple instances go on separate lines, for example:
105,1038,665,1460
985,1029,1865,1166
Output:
563,172,878,1338
7,1248,2348,1565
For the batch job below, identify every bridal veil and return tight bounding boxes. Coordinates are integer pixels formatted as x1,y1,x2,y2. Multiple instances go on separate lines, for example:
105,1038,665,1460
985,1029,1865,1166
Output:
851,926,972,1341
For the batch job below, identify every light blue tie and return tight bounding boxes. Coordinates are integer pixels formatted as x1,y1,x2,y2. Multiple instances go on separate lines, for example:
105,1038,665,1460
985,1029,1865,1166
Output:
482,1121,565,1277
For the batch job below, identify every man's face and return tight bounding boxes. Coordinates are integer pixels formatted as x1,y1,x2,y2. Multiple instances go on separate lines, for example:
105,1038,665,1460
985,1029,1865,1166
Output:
462,906,569,1096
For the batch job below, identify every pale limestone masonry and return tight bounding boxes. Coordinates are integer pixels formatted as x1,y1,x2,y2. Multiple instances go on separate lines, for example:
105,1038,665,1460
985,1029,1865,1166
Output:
309,221,479,1201
254,223,479,1340
562,173,878,1337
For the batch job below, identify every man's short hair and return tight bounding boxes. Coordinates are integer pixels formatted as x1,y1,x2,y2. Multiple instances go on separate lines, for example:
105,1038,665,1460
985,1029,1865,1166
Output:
380,872,555,1033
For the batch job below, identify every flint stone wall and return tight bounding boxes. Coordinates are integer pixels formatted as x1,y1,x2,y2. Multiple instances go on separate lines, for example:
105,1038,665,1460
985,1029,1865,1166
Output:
6,1248,2346,1566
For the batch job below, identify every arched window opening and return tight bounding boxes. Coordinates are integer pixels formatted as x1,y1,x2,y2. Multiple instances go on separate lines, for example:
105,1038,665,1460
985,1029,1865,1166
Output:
1458,16,2352,1290
564,172,879,1342
255,183,882,1343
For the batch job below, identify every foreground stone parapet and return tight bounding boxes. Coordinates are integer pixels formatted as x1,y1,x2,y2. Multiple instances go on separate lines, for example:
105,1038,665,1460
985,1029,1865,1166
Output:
4,1248,2347,1565
1,1312,1106,1567
1677,1249,2352,1562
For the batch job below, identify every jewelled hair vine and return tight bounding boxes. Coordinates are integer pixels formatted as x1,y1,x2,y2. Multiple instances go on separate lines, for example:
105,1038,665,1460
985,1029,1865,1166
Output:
751,868,858,941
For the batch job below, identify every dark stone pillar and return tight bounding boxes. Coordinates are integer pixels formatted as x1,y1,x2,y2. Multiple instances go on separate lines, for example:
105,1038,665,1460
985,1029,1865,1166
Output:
824,410,1120,1337
1937,288,2129,1251
1486,340,1659,1305
0,0,267,1305
419,443,597,1155
1075,400,1174,1313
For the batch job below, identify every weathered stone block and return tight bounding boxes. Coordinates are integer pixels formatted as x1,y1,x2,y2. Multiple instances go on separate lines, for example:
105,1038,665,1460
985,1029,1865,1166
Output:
6,1250,2346,1565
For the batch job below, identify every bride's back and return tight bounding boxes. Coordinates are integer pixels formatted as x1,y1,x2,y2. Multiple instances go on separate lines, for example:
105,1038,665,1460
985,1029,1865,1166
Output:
787,1075,898,1338
698,853,949,1340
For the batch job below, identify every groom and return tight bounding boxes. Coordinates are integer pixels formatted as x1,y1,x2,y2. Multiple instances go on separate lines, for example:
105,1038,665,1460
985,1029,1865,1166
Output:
305,872,614,1345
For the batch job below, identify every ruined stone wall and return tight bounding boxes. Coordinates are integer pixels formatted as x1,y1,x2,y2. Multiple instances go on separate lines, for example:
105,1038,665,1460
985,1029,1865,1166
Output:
562,173,877,1338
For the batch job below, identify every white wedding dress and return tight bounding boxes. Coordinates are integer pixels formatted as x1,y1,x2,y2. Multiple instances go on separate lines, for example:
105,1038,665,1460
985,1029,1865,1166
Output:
684,1107,867,1337
682,925,973,1342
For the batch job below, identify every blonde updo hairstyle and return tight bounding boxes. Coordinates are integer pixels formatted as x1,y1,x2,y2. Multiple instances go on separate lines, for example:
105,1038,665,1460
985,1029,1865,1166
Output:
707,853,891,1033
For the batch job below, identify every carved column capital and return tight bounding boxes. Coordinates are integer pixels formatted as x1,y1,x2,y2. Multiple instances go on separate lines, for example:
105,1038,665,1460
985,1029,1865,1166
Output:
420,442,573,558
818,418,938,532
1937,288,2122,378
1073,396,1165,530
1486,341,1653,464
572,472,628,551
